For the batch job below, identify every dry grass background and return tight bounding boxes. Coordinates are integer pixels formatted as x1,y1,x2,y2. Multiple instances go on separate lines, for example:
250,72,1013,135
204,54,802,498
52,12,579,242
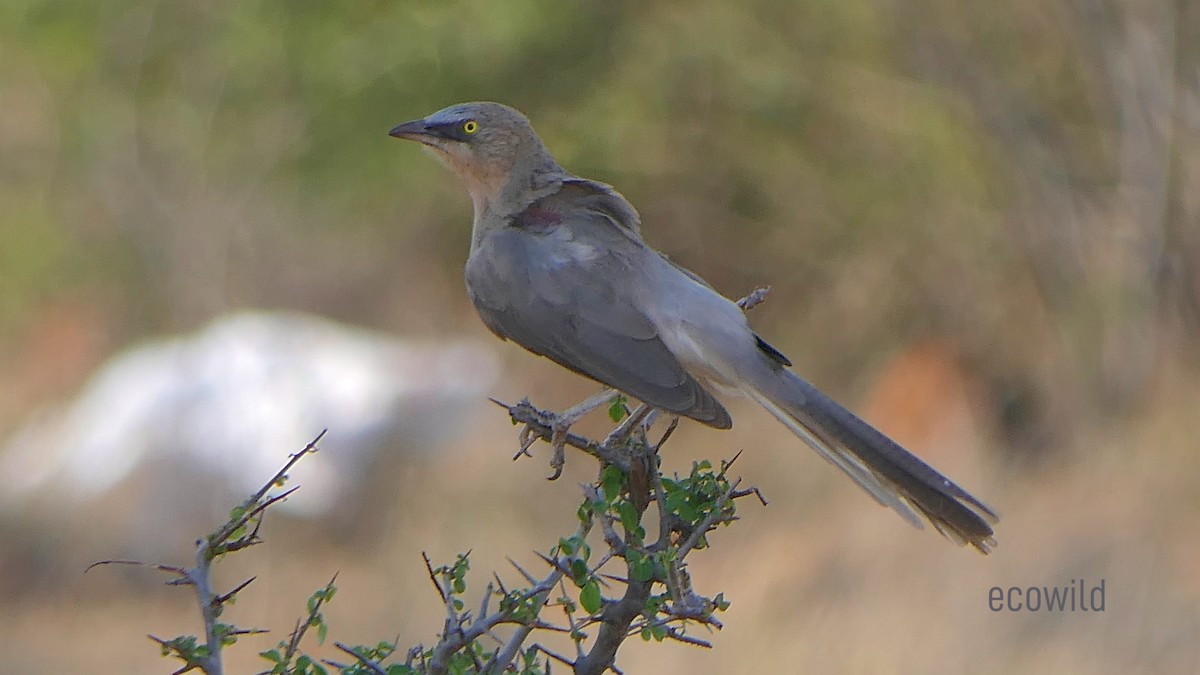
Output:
2,0,1199,672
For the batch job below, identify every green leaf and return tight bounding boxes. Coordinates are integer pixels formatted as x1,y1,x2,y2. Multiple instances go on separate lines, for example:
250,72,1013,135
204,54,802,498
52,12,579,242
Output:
631,555,655,582
678,502,699,523
643,594,665,615
579,580,603,614
600,465,624,502
626,549,655,582
665,490,686,511
569,558,589,584
617,501,639,532
558,536,578,556
714,592,731,611
608,395,628,422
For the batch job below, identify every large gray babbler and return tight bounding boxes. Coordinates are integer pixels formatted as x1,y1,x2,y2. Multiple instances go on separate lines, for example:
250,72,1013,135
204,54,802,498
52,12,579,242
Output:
389,102,998,552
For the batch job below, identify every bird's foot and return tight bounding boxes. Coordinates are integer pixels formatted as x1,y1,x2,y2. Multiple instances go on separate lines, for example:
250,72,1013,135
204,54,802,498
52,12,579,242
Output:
515,421,540,459
542,389,620,479
504,390,621,480
547,422,569,480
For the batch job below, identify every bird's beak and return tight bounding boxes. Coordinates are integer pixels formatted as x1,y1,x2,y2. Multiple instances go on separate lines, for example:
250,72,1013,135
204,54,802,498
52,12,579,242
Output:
388,119,438,145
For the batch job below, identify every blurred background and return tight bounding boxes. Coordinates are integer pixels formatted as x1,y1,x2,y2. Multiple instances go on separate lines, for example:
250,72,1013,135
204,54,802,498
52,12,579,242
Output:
2,0,1199,672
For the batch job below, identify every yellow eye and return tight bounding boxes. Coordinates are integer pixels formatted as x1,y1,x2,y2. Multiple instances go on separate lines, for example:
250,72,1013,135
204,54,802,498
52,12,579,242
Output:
462,120,479,134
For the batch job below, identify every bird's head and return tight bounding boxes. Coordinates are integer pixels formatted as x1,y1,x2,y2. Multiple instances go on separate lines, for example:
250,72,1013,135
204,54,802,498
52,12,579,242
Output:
389,102,560,213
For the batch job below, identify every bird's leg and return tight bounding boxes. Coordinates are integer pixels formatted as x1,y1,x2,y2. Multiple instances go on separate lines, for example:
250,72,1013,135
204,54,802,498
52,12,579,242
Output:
602,403,655,448
542,388,619,479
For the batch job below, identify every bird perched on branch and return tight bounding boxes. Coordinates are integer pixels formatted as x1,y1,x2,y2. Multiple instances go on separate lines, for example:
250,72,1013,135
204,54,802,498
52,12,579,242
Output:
389,102,998,552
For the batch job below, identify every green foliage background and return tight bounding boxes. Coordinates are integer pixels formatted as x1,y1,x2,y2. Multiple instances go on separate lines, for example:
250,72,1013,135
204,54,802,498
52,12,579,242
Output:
5,0,1195,419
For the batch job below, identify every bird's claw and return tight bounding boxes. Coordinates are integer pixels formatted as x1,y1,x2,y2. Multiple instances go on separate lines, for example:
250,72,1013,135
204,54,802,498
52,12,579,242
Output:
505,390,620,480
513,424,539,460
509,406,573,479
546,418,570,480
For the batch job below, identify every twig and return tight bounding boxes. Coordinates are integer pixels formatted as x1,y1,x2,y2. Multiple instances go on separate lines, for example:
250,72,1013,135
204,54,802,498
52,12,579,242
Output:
332,642,389,675
507,557,541,587
654,417,680,452
636,621,715,649
209,431,324,548
423,552,451,605
676,478,742,560
532,642,578,668
557,577,587,660
583,485,628,554
278,572,338,667
215,576,257,606
732,486,770,506
431,558,566,675
602,403,654,448
736,285,772,310
483,565,565,674
95,432,328,675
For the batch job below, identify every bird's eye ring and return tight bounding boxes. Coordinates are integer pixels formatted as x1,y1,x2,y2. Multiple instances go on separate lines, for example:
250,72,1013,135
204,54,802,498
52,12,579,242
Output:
462,120,479,134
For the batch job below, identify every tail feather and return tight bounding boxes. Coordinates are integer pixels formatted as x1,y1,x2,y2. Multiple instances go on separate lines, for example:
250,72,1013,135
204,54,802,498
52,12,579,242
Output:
752,370,998,553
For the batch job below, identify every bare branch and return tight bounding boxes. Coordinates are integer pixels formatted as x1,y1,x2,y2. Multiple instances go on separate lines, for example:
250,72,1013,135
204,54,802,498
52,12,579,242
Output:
653,417,680,452
209,431,324,547
507,556,541,587
332,642,389,675
532,642,578,668
423,551,450,606
484,560,566,675
215,576,257,606
99,433,329,675
736,285,772,311
646,622,715,649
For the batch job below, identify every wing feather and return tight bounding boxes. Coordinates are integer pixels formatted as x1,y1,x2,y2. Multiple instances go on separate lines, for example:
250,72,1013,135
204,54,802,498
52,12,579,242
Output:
466,210,730,428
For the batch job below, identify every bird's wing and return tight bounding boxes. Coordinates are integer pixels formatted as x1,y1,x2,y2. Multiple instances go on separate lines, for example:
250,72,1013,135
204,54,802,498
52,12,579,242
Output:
560,177,643,235
466,209,731,429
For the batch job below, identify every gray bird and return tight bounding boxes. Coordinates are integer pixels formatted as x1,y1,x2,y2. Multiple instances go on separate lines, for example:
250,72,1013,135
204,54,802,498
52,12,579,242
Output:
389,102,998,552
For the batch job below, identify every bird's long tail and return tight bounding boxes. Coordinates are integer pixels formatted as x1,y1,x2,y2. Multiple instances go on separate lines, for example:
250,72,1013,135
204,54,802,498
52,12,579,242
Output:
748,369,998,553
